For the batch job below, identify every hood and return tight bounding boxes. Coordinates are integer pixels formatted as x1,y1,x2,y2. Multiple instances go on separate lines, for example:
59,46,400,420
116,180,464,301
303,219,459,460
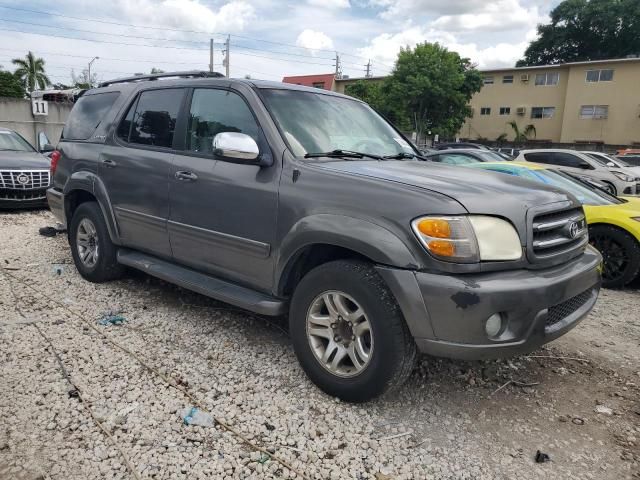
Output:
313,160,577,215
616,166,640,178
0,151,51,170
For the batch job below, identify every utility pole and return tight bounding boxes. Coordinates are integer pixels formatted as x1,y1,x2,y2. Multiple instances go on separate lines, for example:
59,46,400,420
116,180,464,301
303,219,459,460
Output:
88,56,99,88
365,59,372,78
209,39,214,73
334,52,342,80
223,35,230,78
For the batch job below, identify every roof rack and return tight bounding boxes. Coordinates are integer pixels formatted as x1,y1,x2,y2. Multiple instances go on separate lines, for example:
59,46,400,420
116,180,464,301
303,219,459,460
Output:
99,70,225,88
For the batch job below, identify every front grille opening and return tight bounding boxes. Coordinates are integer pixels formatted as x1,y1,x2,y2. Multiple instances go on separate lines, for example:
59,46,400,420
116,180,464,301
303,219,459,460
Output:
546,288,594,328
0,188,47,201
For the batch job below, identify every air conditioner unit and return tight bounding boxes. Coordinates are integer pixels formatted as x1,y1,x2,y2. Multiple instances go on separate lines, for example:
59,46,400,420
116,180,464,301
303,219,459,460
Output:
520,74,530,82
516,106,526,116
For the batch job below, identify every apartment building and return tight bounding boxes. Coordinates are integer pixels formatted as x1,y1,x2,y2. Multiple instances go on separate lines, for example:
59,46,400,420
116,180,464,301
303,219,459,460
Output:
282,74,385,94
461,57,640,146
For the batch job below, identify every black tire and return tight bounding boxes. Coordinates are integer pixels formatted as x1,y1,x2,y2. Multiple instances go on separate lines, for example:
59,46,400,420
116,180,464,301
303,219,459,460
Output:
589,224,640,288
601,181,617,196
69,201,125,283
289,260,416,402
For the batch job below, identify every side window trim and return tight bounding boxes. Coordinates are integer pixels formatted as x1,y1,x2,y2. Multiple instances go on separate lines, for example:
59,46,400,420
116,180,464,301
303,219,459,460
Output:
177,86,268,162
113,87,186,152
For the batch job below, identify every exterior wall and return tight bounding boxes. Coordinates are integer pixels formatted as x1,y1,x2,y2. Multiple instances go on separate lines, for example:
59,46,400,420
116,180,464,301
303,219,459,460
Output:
461,67,569,143
560,62,640,145
459,59,640,147
0,97,71,147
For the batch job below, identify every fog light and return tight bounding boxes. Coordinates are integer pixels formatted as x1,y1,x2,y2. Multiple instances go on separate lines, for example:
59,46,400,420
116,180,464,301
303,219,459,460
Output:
485,313,503,337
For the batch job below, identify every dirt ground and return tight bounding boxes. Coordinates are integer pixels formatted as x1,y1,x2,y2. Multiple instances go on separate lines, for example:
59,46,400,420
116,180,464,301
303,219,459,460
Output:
1,209,639,480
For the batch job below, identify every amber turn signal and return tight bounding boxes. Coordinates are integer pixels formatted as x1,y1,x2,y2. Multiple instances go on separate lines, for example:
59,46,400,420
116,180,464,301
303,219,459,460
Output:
427,240,455,257
416,218,451,238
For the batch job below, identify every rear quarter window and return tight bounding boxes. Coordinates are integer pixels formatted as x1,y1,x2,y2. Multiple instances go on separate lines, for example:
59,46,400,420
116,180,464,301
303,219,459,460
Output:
63,92,120,140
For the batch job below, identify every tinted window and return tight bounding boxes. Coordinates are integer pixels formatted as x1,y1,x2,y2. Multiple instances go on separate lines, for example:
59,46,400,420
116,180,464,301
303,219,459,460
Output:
128,89,184,148
117,100,135,141
524,152,555,164
553,152,586,168
186,89,260,155
0,130,35,152
63,92,119,140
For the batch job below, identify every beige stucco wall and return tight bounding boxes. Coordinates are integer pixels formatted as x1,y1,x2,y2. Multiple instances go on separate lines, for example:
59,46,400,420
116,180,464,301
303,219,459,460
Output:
461,67,569,142
459,59,640,146
559,62,640,145
0,97,71,147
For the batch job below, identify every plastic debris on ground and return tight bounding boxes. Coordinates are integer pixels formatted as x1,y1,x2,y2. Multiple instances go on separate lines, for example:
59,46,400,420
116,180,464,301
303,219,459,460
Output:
39,226,58,237
180,407,214,427
595,405,613,415
98,314,127,326
535,450,551,463
52,265,64,276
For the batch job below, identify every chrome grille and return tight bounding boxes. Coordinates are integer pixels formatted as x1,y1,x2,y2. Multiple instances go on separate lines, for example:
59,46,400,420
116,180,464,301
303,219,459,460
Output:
529,206,588,261
0,170,51,190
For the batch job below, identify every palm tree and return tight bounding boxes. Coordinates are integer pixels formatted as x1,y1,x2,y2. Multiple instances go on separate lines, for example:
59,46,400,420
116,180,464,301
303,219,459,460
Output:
12,51,50,93
507,121,536,144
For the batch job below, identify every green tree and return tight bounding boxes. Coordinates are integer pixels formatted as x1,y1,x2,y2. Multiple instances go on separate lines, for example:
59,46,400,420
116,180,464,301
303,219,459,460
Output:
384,43,483,140
0,70,26,98
518,0,640,66
150,67,165,74
495,133,508,145
12,51,50,93
508,121,536,143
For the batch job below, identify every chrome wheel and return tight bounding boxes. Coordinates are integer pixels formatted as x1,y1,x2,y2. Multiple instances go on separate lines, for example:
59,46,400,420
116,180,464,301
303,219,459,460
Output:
76,218,99,268
306,291,373,378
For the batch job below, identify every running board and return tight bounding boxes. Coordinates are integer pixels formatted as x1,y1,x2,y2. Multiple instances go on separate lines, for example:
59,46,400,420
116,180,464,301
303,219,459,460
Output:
117,249,287,316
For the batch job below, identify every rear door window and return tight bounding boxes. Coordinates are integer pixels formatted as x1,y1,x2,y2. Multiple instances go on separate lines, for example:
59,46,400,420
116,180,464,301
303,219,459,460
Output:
524,152,555,164
553,152,586,168
119,89,185,148
63,92,119,140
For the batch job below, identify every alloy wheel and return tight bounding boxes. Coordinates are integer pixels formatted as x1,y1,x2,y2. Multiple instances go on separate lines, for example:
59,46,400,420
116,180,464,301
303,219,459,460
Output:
590,234,628,282
76,218,99,268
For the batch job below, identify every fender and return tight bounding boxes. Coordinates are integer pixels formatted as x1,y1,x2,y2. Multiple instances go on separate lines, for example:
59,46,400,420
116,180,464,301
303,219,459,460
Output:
275,213,421,292
63,171,122,244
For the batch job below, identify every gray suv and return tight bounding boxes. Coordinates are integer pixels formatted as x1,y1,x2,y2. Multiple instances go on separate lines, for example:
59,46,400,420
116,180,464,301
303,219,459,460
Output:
47,71,602,402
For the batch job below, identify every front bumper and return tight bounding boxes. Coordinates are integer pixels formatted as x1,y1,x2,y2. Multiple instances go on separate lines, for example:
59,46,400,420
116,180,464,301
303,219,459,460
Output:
377,246,602,360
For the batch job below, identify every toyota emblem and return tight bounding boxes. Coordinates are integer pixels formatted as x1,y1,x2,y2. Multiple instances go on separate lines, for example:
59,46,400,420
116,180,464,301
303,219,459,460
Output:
568,222,580,239
16,173,29,185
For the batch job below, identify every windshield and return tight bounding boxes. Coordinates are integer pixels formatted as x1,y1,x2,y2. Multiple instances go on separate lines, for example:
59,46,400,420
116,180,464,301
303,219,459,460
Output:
0,130,36,152
587,152,629,168
260,89,415,158
474,150,508,162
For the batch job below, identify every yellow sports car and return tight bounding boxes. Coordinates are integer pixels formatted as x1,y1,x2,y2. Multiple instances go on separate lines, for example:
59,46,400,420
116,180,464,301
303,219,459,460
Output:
466,161,640,288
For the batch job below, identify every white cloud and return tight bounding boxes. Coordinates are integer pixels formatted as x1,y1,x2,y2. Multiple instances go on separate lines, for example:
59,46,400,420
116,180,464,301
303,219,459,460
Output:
372,0,488,18
308,0,350,8
115,0,255,32
296,29,335,52
432,0,543,32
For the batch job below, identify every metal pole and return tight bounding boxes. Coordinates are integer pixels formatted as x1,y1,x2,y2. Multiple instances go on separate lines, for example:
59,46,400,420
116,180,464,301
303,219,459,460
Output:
209,39,214,73
88,56,99,88
225,35,230,78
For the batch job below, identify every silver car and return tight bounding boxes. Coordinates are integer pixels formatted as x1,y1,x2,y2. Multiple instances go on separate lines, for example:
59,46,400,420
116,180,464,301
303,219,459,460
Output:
516,149,640,196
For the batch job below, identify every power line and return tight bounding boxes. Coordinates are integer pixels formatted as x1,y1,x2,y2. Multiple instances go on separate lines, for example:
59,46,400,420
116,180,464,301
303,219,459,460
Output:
0,3,391,66
0,47,207,65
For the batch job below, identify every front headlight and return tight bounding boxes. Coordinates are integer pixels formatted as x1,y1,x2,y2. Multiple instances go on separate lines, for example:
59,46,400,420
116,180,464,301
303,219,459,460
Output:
411,215,522,263
611,171,635,182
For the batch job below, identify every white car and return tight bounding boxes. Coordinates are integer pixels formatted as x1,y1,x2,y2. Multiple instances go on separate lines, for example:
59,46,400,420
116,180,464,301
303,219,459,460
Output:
515,149,640,196
582,151,640,177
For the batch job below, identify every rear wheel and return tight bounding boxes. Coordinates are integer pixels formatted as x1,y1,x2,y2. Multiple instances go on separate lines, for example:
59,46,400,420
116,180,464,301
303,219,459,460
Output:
69,202,125,283
589,225,640,288
289,260,416,402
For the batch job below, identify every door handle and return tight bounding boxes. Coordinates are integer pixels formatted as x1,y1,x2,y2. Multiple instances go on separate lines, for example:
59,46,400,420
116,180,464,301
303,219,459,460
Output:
175,171,198,181
102,159,117,168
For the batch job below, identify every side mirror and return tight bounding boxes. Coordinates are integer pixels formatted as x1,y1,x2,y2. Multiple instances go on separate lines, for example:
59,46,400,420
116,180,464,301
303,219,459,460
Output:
40,143,55,153
213,132,259,162
606,161,615,167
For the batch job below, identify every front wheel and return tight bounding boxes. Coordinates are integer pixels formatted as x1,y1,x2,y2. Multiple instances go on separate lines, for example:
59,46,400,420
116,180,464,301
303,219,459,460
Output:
289,260,416,402
589,225,640,288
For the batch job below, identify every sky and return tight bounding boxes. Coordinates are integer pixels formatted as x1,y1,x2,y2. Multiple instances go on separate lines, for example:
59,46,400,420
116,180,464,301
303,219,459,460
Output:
0,0,558,86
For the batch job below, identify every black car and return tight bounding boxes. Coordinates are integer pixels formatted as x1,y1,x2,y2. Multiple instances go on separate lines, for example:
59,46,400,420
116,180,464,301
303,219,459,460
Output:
0,128,54,209
434,142,490,150
422,148,510,165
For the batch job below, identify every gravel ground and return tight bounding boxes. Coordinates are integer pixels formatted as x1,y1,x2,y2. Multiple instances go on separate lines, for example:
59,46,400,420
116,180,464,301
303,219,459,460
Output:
1,209,639,480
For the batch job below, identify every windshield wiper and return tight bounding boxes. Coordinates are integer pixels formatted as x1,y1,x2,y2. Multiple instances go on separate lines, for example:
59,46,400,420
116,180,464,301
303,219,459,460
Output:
382,152,429,161
304,149,383,161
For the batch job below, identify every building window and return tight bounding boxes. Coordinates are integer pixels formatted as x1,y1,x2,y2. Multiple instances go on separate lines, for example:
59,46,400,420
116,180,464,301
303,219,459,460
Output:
580,105,609,119
502,75,514,84
531,107,555,119
585,69,614,82
312,82,325,89
499,107,511,115
480,107,491,115
483,76,494,85
534,72,559,86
